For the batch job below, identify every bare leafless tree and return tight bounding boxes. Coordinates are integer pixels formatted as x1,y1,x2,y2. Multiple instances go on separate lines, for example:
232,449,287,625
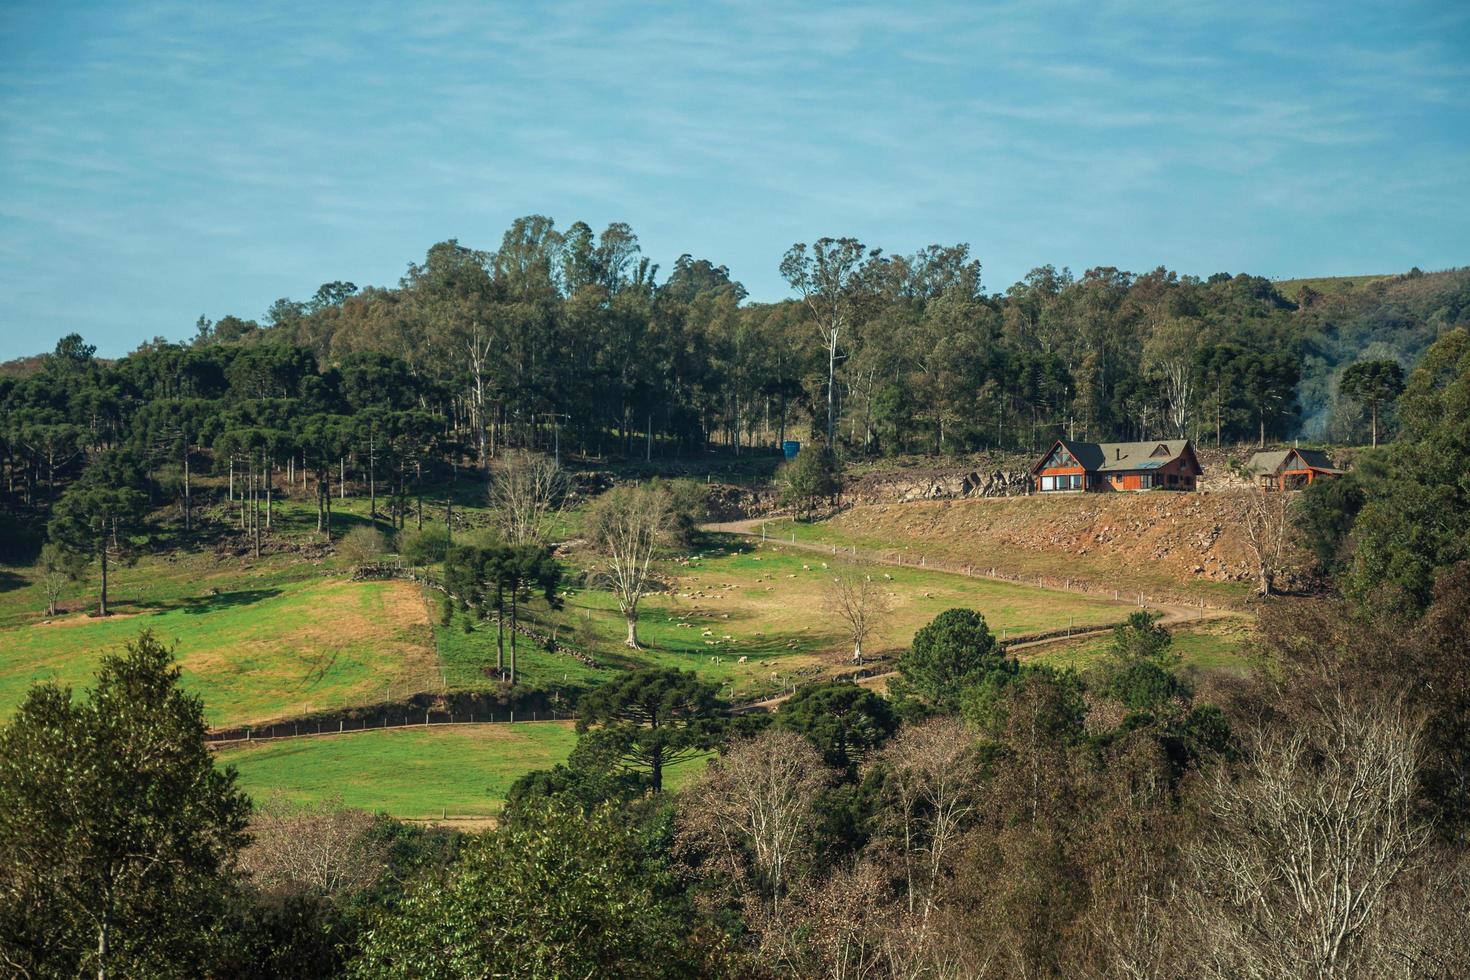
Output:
239,794,387,898
488,450,564,547
677,729,833,950
824,564,891,664
584,484,673,648
1184,692,1432,979
871,718,983,931
1240,483,1296,596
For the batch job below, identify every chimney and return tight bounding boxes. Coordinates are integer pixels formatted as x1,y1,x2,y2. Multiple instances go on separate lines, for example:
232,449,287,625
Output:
1115,448,1120,460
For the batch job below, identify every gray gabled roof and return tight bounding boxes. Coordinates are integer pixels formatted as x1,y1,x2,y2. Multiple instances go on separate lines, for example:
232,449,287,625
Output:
1036,439,1200,474
1248,448,1340,476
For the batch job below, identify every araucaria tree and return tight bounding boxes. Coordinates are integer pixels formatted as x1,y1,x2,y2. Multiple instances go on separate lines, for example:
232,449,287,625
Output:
823,564,890,664
1339,358,1406,448
0,630,250,978
583,483,674,649
576,668,726,793
46,450,148,617
443,543,561,684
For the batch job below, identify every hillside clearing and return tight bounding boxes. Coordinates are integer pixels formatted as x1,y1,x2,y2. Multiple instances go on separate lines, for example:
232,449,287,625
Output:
217,722,579,818
216,722,710,817
0,578,438,726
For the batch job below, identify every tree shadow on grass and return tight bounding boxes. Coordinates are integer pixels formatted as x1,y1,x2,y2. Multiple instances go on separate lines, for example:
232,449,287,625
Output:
132,587,285,616
0,569,26,593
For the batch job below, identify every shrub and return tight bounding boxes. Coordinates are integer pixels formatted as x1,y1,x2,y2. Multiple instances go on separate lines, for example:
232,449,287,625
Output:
337,526,388,565
398,526,450,567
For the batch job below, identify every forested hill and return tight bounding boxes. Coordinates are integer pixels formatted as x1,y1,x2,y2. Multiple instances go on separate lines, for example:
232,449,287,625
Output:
4,216,1468,456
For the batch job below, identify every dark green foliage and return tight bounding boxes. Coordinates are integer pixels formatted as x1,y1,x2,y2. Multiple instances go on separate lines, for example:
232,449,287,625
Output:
1097,612,1185,713
1294,472,1366,574
443,542,561,683
347,803,710,979
779,441,841,518
893,607,1016,715
0,630,250,978
1345,328,1470,613
656,477,709,547
576,669,727,792
1338,359,1405,446
776,680,897,774
46,448,149,616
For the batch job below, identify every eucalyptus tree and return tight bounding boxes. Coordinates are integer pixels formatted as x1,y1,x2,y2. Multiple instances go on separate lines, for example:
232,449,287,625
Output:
780,237,875,443
402,240,499,468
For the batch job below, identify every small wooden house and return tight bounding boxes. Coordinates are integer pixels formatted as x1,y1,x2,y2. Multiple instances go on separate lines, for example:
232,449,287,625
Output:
1247,448,1343,490
1030,439,1203,493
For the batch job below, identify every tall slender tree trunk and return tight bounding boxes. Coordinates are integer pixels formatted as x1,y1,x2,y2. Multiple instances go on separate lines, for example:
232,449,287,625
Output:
182,444,191,532
1371,402,1379,448
98,530,109,617
367,430,376,520
509,588,518,685
826,329,838,443
495,598,505,678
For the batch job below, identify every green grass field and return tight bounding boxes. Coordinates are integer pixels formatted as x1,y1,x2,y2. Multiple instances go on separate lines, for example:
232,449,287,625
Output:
436,534,1136,701
217,722,580,818
0,575,439,726
216,721,711,818
1022,616,1255,675
1273,274,1390,302
0,485,1175,817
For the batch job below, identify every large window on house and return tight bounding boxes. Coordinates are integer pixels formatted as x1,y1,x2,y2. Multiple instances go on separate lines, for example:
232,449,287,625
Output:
1046,447,1075,467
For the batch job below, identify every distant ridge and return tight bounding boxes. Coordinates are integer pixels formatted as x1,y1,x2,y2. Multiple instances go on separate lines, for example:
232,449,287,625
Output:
1273,274,1392,301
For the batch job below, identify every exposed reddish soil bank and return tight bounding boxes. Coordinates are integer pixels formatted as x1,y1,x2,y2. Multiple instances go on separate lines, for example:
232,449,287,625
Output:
714,486,1289,609
834,492,1260,586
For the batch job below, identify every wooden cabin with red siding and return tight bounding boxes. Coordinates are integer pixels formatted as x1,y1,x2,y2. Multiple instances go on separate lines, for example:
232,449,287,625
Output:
1030,439,1203,493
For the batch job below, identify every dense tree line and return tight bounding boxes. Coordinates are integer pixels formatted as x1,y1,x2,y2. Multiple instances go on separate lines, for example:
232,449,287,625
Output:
7,225,1466,518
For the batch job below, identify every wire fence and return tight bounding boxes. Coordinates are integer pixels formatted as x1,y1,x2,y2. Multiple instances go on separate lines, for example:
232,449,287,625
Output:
207,705,576,744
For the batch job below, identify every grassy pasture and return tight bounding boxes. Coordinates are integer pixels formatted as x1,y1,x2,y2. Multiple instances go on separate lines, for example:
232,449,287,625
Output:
1273,274,1390,301
0,576,439,726
436,534,1135,700
613,535,1130,691
1022,616,1255,675
217,722,580,818
216,722,711,818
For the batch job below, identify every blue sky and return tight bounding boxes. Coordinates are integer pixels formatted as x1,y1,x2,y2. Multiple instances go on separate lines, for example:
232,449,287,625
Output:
1,0,1467,360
